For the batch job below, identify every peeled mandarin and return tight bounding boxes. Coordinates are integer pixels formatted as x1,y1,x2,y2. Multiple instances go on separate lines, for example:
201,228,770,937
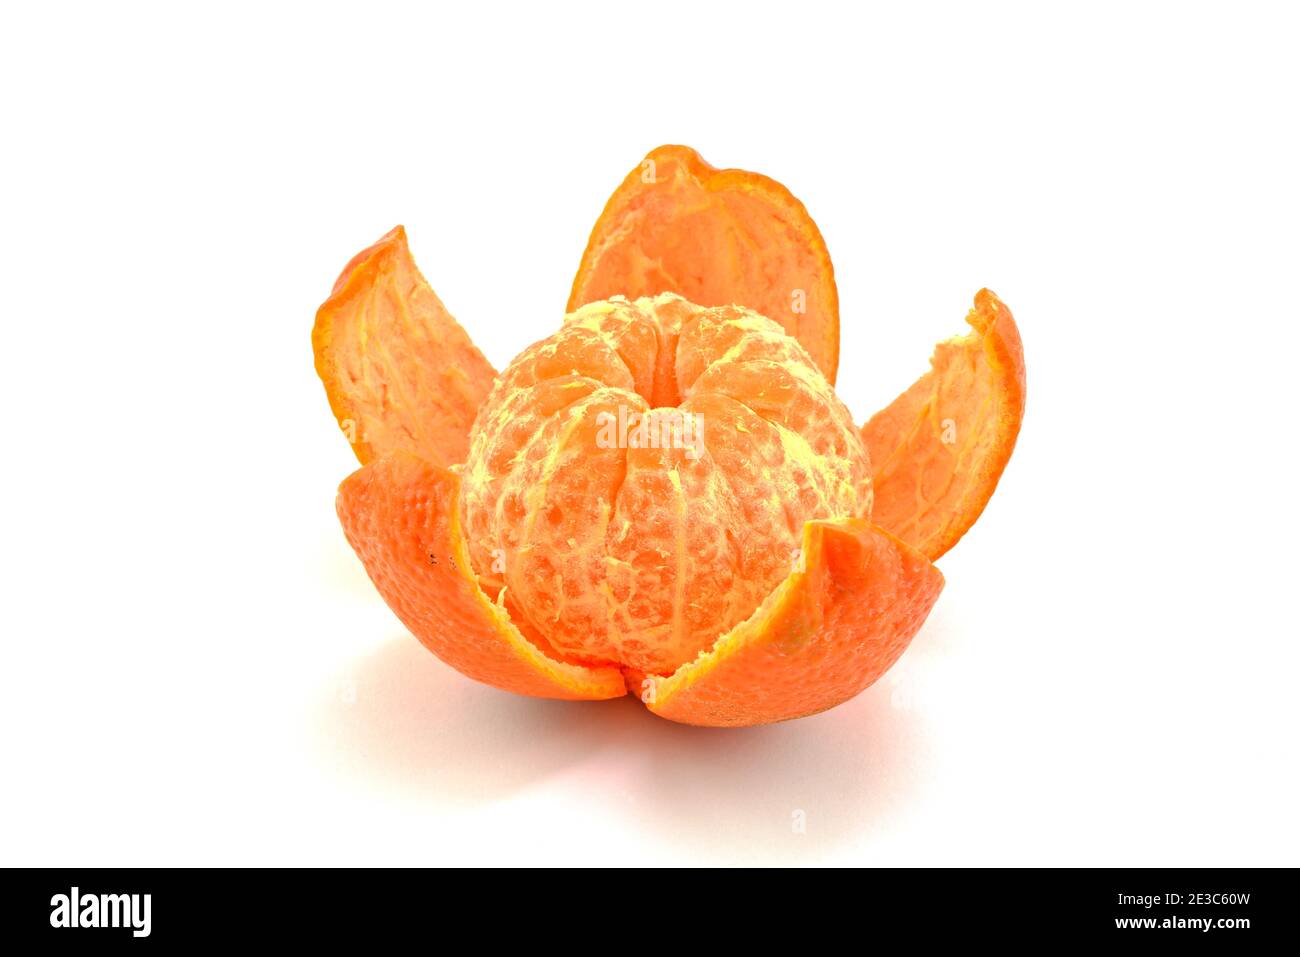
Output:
459,293,871,675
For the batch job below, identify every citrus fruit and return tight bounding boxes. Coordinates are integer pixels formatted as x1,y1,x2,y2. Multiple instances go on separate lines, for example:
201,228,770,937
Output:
459,293,871,676
314,147,1025,727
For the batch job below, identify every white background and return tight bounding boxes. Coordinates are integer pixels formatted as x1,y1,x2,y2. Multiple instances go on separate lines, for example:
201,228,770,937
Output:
2,1,1297,866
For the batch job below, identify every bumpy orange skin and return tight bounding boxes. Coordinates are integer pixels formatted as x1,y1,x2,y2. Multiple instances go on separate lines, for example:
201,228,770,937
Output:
460,294,871,676
862,290,1026,560
569,145,841,384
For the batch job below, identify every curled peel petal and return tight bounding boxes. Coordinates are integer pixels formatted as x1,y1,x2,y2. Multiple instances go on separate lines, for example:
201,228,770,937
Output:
313,226,497,468
336,453,627,701
569,145,840,383
643,519,944,727
862,290,1026,560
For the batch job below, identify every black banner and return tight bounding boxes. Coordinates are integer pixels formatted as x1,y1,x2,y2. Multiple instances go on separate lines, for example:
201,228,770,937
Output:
4,868,1295,945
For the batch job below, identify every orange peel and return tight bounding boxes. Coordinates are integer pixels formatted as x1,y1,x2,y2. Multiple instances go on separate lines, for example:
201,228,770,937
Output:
645,518,943,726
312,149,1025,728
337,452,626,700
312,225,496,468
569,145,840,383
862,290,1026,560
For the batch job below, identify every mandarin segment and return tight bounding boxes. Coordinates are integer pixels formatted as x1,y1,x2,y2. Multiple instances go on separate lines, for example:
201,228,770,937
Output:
460,294,871,676
313,226,497,467
569,145,841,383
645,518,944,727
336,452,626,700
862,290,1026,560
605,424,745,671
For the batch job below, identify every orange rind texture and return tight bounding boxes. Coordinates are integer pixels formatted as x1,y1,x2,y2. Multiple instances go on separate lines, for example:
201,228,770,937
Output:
862,290,1026,560
569,145,840,384
336,452,627,700
646,519,944,727
312,226,497,467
